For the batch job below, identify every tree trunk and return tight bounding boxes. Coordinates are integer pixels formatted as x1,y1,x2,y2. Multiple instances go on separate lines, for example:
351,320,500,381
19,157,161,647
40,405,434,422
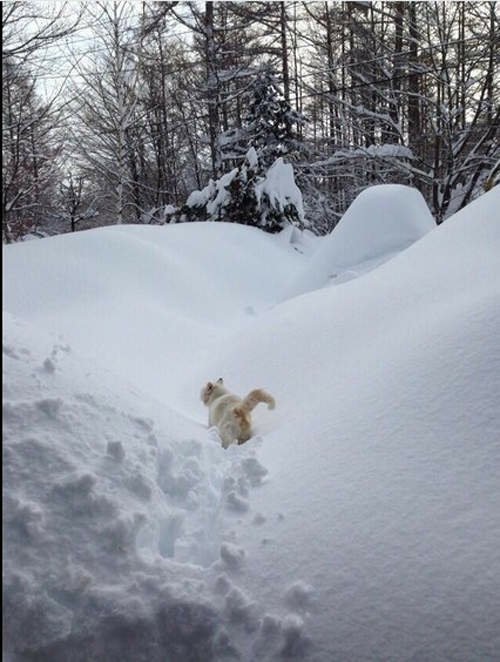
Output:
205,1,219,179
408,2,421,152
389,2,404,144
280,2,290,105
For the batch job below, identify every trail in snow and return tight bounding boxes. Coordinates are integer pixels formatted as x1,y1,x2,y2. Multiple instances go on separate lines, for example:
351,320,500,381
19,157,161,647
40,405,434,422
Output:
5,186,499,661
2,313,267,570
3,312,306,661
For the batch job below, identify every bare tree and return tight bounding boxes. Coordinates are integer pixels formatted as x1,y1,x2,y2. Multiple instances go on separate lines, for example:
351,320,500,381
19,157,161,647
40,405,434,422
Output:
56,171,98,233
2,1,83,60
71,1,146,225
2,60,65,241
2,1,83,241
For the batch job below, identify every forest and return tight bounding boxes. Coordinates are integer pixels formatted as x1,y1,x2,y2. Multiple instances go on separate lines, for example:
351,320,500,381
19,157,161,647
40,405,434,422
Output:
2,1,499,241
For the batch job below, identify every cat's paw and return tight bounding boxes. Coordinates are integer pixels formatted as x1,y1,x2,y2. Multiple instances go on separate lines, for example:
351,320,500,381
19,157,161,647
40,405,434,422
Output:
208,426,222,444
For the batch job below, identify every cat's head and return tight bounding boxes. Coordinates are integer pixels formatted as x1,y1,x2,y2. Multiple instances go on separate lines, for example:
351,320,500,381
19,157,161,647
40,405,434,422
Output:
201,377,224,404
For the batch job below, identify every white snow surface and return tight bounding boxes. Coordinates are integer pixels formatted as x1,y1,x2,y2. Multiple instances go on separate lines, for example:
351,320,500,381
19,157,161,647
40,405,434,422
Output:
285,184,436,298
206,169,239,217
256,157,305,223
3,186,500,661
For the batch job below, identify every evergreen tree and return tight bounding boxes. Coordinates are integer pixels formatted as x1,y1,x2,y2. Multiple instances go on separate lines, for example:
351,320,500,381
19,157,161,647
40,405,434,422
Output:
219,66,307,170
173,147,305,233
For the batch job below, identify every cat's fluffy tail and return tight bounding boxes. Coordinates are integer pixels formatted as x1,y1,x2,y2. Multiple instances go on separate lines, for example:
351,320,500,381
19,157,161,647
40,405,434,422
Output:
233,407,251,428
241,389,275,413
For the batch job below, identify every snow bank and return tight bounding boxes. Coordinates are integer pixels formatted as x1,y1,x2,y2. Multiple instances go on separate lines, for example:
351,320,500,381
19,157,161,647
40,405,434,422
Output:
285,184,435,298
2,222,303,416
200,187,500,660
3,186,500,661
3,313,300,661
3,313,215,660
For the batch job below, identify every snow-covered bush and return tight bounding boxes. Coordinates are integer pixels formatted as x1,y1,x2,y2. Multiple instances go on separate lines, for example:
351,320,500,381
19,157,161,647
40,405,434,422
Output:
256,158,305,232
171,148,305,233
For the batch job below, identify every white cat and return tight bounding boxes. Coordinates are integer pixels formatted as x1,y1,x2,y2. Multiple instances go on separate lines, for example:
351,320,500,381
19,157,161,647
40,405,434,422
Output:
201,378,275,449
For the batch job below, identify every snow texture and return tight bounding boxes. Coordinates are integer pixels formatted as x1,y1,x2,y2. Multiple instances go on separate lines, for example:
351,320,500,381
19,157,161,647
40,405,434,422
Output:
206,169,239,217
184,150,304,231
256,157,305,223
3,185,500,661
284,183,436,298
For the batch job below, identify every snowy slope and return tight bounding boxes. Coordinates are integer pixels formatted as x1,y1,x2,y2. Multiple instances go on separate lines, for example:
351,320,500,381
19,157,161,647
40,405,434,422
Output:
2,221,315,662
2,222,305,417
284,184,436,296
3,313,223,660
3,186,500,661
201,187,500,660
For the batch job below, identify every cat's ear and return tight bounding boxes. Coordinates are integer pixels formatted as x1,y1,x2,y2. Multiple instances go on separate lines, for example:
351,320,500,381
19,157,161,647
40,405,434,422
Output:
207,382,213,389
217,377,224,384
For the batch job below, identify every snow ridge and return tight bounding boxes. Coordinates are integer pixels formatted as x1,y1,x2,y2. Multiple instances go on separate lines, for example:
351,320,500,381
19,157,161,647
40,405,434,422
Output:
3,185,500,661
3,315,311,661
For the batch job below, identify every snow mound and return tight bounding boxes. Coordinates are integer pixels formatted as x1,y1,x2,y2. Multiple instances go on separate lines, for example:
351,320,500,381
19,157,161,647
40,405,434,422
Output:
3,185,499,661
199,187,500,660
3,314,303,661
3,315,218,660
285,184,435,297
2,222,303,415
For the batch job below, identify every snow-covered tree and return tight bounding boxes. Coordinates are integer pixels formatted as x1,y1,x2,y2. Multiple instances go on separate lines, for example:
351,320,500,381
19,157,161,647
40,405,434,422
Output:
175,65,308,233
219,67,307,169
2,60,62,242
172,147,305,233
70,1,146,225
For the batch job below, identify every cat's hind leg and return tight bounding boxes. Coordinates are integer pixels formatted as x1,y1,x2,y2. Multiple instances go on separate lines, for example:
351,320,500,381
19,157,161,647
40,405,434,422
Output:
219,422,236,449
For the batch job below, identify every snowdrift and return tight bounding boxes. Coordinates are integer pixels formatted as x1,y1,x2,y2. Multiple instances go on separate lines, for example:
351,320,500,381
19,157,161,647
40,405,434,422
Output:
2,222,304,416
3,186,500,661
285,183,436,297
3,313,226,661
200,187,500,659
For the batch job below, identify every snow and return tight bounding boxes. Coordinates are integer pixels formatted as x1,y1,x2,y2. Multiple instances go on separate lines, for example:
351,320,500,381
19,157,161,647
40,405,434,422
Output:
185,168,240,218
206,169,238,217
186,179,216,209
256,156,305,224
311,144,414,167
2,222,303,415
163,204,177,217
284,183,436,298
184,150,304,231
364,143,414,158
245,146,259,169
3,185,500,661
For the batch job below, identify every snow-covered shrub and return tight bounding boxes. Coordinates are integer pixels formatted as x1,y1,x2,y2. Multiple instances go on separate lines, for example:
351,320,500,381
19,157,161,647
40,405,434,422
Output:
256,158,305,232
170,148,305,233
